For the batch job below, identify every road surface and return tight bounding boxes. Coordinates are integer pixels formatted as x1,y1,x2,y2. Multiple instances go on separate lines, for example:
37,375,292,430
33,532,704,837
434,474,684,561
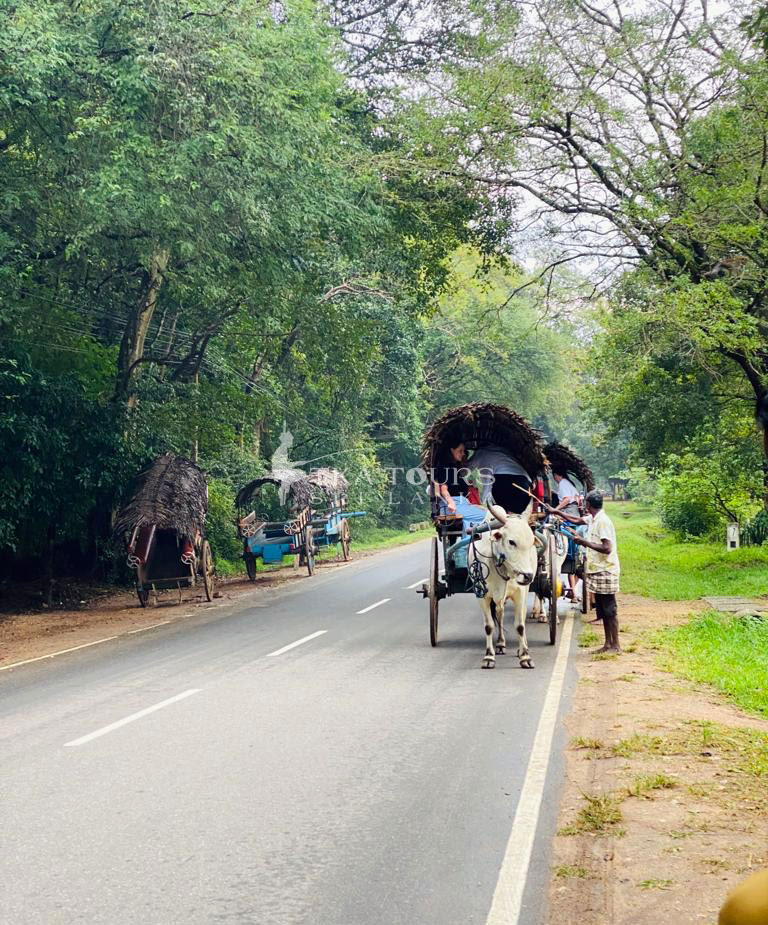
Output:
0,541,578,925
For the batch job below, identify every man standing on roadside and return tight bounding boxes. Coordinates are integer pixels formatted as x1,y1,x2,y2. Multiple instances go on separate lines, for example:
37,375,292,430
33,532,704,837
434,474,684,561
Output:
566,491,621,653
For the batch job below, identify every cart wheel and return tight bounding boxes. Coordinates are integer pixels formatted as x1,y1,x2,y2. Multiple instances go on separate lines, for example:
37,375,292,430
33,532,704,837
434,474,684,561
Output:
305,531,315,576
340,518,351,562
548,534,558,646
136,584,149,608
429,536,439,647
244,552,257,582
202,540,215,602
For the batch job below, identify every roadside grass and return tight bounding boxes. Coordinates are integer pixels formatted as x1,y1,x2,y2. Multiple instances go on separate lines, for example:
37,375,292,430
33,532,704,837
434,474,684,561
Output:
558,792,624,836
610,721,768,782
578,625,600,648
352,526,432,551
654,611,768,719
609,502,768,600
555,865,594,879
637,878,674,890
570,736,604,751
624,773,677,799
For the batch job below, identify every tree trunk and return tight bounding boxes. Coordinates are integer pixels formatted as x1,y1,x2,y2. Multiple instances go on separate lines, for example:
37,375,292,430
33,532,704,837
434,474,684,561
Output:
114,248,169,402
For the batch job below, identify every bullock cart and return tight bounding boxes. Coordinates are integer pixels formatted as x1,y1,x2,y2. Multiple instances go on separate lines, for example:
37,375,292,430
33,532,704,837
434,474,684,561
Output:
235,468,318,577
418,403,552,647
303,468,366,561
542,441,595,616
117,454,215,607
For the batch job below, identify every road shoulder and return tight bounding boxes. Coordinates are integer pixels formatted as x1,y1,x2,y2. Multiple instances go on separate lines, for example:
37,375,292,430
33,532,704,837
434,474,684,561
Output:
548,594,768,924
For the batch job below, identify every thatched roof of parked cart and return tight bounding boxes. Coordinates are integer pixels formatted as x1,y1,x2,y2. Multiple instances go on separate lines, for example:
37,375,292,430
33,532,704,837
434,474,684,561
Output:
420,402,546,477
115,453,208,539
307,468,348,502
234,468,312,512
544,441,595,491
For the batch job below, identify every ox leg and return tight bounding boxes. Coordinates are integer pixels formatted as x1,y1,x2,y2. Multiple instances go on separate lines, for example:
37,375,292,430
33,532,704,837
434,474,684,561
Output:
531,593,541,621
482,598,496,668
495,595,507,655
514,588,535,669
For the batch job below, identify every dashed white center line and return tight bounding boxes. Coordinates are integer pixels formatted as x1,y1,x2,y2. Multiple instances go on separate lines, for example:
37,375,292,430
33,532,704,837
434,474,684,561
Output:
405,578,427,589
265,630,327,658
63,689,202,747
356,598,390,614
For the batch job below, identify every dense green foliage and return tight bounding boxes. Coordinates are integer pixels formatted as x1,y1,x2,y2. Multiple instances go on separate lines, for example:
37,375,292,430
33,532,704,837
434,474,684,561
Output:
6,0,768,583
0,0,577,581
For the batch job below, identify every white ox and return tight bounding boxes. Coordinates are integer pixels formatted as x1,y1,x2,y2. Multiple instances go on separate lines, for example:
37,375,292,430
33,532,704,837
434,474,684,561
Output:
467,504,538,669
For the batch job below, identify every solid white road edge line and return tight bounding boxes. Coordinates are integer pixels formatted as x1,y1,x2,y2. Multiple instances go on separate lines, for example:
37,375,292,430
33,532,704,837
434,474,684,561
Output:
0,636,120,673
265,630,327,658
405,579,427,589
356,598,391,614
485,613,575,925
63,689,202,748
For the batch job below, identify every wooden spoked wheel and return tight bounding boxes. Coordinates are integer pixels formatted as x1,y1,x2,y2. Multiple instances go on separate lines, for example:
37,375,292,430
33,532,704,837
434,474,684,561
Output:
304,530,316,576
340,518,351,561
429,536,439,647
548,534,558,646
244,551,257,582
202,540,215,602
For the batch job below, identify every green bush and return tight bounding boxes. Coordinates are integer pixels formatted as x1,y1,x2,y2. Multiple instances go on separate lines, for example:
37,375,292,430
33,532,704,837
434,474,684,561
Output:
205,477,243,569
742,509,768,547
658,485,720,539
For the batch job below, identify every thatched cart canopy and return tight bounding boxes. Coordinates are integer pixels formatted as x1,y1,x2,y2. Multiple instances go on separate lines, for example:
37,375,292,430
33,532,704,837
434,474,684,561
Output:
420,402,546,477
116,453,208,539
307,468,348,503
544,441,595,491
234,468,312,512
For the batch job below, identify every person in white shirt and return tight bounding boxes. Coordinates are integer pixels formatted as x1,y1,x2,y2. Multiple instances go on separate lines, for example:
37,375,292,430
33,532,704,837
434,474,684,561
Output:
550,491,621,653
552,468,583,600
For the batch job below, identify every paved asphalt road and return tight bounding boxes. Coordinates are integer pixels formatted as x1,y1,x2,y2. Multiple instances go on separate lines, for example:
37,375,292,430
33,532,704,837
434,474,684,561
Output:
1,541,578,925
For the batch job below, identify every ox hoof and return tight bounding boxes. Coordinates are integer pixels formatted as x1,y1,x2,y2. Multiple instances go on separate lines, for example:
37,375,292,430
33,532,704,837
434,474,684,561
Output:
482,657,496,669
496,644,506,655
519,657,535,669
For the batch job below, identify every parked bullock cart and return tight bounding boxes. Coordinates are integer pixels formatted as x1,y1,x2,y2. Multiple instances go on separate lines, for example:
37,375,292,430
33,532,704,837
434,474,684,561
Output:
418,403,553,650
304,469,365,560
235,468,317,577
117,453,215,607
235,467,363,578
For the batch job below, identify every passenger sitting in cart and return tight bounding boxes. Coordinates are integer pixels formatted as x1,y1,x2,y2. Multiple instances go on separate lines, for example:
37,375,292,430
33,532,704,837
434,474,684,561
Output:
433,442,487,533
467,443,533,514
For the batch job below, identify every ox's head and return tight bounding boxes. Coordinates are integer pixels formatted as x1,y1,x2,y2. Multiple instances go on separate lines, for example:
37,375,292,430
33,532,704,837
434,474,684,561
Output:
486,504,537,586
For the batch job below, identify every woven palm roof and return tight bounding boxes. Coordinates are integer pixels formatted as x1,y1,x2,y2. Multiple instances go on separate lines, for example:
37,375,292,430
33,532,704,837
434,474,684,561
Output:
234,467,312,512
544,441,595,490
420,402,546,477
307,468,349,502
115,453,208,539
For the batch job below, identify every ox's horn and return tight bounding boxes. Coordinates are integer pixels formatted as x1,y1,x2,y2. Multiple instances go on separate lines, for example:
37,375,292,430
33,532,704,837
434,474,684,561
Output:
487,502,507,525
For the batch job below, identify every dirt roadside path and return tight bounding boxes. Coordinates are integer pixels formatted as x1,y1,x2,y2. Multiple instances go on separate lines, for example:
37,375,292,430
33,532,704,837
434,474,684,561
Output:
549,595,768,924
0,557,358,668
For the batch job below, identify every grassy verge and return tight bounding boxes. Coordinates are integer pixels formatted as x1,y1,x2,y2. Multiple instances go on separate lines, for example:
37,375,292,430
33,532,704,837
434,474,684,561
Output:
610,501,768,600
655,611,768,718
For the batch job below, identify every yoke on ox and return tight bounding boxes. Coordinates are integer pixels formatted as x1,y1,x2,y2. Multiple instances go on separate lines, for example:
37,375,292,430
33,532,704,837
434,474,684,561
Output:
418,402,551,662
